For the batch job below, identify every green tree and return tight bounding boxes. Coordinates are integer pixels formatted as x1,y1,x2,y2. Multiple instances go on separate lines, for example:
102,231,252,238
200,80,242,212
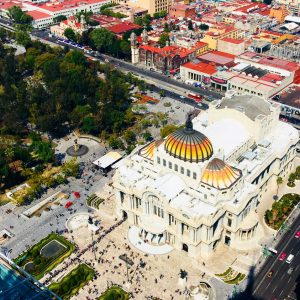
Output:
61,158,79,177
164,22,170,33
158,33,169,48
8,6,33,24
82,116,97,133
0,28,7,41
53,15,67,23
15,30,31,47
124,130,136,145
199,23,209,31
276,176,283,197
90,28,116,53
64,28,76,42
64,50,86,65
160,124,177,138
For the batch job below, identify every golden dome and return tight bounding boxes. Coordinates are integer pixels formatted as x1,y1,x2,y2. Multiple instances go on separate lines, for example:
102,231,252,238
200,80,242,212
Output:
165,115,213,163
201,158,241,190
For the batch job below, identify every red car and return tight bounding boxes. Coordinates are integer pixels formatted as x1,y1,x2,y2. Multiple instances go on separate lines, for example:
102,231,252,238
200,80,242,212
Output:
295,231,300,238
279,252,287,261
65,201,73,209
73,192,80,198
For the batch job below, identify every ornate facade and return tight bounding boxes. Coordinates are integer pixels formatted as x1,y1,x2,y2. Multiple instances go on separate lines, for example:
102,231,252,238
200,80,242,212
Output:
113,95,299,258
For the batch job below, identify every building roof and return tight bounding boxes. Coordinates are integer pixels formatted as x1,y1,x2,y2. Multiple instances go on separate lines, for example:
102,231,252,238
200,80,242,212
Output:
201,158,241,190
165,116,213,163
239,51,300,72
107,22,141,34
26,10,51,20
31,0,107,13
198,50,235,66
219,94,271,121
93,152,122,169
220,37,244,44
182,62,217,75
276,86,300,109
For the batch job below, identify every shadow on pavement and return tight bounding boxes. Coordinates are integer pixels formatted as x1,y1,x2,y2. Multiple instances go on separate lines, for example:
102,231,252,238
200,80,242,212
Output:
228,266,263,300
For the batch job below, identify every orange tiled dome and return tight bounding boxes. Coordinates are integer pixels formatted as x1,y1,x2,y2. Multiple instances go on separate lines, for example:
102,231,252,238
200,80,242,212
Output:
165,115,213,163
201,158,241,190
139,140,163,160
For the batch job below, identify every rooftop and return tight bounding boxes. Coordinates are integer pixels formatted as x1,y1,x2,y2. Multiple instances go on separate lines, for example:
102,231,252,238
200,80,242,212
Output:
27,10,51,20
219,94,271,121
220,37,244,44
107,22,141,34
182,62,218,75
276,86,300,109
198,50,235,66
238,51,300,72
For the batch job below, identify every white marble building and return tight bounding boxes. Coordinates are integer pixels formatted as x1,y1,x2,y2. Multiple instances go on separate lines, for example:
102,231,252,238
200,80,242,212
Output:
112,95,299,258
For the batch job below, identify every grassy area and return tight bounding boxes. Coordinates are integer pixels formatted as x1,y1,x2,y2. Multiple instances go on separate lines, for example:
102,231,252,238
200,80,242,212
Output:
224,273,246,284
215,267,233,277
265,193,300,230
99,286,129,300
215,268,245,285
49,264,94,300
14,233,75,280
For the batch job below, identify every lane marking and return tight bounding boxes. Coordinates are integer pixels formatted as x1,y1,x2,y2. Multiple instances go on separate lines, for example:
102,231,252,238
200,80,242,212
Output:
288,277,291,283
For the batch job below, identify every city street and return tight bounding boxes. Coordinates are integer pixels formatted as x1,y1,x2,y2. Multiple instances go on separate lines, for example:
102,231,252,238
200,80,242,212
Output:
253,215,300,300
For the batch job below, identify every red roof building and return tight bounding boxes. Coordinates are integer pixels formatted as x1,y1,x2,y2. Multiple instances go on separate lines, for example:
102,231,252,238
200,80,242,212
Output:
106,22,141,38
197,51,236,67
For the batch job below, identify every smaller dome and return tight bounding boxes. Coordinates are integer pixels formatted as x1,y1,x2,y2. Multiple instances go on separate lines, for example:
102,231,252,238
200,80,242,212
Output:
139,140,163,160
201,158,241,190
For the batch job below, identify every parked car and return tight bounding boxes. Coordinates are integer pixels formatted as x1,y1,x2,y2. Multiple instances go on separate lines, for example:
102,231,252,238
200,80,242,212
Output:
295,231,300,238
73,192,80,198
65,201,73,209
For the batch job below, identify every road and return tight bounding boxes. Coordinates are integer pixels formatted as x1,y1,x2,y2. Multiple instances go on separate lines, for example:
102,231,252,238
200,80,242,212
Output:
253,215,300,300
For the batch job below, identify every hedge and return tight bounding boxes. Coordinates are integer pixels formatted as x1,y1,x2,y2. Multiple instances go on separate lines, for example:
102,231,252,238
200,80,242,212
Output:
49,264,95,300
99,286,129,300
14,233,75,279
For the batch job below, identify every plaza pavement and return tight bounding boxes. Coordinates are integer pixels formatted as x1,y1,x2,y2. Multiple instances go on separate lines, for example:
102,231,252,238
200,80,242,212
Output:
0,134,110,258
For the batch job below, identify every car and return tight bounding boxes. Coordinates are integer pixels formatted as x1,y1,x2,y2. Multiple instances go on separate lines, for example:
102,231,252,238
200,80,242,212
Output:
175,106,180,109
267,270,273,277
295,231,300,238
287,267,294,275
279,252,287,261
65,201,73,209
180,95,185,99
73,192,80,198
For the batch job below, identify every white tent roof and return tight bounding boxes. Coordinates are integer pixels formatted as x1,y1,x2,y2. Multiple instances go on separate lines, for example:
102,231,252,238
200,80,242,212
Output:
93,152,122,169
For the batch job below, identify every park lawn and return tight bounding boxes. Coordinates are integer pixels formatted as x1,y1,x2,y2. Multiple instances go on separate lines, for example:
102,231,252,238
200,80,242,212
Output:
49,264,95,300
99,286,129,300
14,233,75,280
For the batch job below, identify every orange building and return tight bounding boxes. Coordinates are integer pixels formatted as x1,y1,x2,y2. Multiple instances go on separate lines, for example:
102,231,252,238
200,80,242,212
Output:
169,3,196,19
269,6,288,23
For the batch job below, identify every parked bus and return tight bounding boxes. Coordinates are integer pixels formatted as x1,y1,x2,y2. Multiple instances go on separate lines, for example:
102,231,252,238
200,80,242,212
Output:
187,93,203,103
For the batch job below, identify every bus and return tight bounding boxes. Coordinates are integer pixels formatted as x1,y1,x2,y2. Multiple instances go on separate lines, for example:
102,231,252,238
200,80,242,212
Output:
187,93,203,103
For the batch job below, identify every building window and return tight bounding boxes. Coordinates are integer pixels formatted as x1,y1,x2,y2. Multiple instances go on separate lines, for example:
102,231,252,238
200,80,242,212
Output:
227,218,232,227
163,159,166,166
193,172,197,179
169,161,172,169
181,166,184,174
187,169,191,177
175,164,178,171
157,157,160,164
